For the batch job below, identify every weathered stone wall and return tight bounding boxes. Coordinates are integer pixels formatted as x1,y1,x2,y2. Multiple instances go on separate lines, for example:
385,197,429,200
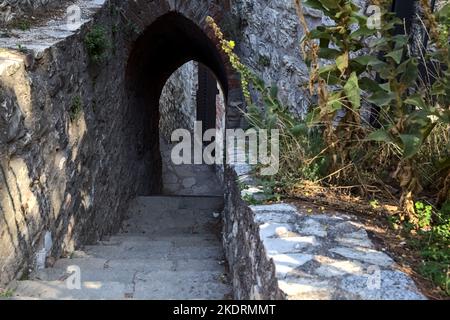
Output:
0,3,162,284
222,163,285,299
0,0,240,286
232,0,369,118
159,61,198,143
0,0,69,25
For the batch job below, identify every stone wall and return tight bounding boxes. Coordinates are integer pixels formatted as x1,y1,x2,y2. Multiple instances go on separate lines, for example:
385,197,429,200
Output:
0,0,240,286
232,0,369,118
0,1,162,284
222,163,285,299
159,61,198,143
0,0,69,25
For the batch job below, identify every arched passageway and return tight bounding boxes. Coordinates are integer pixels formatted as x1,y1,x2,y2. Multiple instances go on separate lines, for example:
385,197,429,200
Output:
126,12,231,195
159,60,226,196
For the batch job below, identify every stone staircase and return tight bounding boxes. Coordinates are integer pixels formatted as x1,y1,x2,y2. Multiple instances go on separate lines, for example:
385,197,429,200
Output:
9,196,232,300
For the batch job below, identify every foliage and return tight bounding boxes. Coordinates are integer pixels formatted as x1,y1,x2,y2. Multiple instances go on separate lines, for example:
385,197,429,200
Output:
17,20,31,31
84,26,110,63
207,1,450,295
207,16,328,188
0,288,14,298
409,201,450,294
69,96,83,122
297,0,450,223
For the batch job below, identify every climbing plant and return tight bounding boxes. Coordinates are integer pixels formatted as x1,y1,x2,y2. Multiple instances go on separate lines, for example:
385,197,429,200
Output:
208,0,450,295
297,0,450,223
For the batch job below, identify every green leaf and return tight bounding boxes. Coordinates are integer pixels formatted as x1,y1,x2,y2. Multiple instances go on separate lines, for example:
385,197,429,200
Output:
343,72,361,109
385,49,404,64
359,77,382,92
392,35,409,49
379,82,391,92
269,85,278,100
318,0,340,9
306,108,321,125
400,134,422,159
437,4,450,23
304,0,327,11
399,58,419,86
366,129,394,143
309,28,332,40
290,123,308,137
326,92,344,112
404,94,426,109
318,48,342,59
350,23,377,39
367,91,395,106
336,53,349,74
353,55,383,66
319,64,338,75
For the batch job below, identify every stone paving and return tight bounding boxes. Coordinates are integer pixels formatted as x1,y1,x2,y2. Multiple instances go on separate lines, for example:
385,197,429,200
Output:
161,140,223,196
236,163,426,300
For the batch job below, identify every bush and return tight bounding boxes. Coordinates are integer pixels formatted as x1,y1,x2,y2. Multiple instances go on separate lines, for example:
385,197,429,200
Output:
84,26,110,63
69,96,83,122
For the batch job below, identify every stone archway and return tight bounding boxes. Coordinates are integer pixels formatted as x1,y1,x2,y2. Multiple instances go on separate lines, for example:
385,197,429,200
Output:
0,0,245,287
125,10,240,195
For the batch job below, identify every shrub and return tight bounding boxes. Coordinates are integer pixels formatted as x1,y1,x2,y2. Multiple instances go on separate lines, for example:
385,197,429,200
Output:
69,96,83,122
84,26,110,63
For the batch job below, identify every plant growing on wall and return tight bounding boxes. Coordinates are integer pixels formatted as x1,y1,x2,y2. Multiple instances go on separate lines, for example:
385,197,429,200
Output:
298,0,450,223
207,16,328,187
69,95,83,122
208,0,450,297
84,25,110,64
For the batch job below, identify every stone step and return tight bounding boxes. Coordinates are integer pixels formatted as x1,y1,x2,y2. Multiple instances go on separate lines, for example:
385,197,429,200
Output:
106,233,219,242
102,235,221,247
133,271,231,300
133,282,230,300
120,224,219,236
9,193,230,300
13,270,231,300
37,257,226,278
79,244,224,260
12,280,131,300
128,196,224,212
33,263,226,283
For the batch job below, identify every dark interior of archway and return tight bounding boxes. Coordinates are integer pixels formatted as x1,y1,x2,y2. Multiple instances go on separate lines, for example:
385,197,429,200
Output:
126,12,228,195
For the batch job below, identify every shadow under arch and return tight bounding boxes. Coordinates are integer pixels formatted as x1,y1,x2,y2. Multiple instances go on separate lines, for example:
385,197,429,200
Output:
125,12,230,195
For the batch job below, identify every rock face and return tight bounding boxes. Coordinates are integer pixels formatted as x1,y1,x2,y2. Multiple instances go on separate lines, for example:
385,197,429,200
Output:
0,0,68,25
0,0,242,286
233,0,370,118
159,61,198,143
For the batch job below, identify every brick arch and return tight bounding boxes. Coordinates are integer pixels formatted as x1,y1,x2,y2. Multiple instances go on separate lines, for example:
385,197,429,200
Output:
126,11,229,117
122,2,243,193
123,0,242,122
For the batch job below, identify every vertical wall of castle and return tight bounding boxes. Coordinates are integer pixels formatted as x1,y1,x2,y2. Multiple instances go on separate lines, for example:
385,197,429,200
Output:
0,0,68,25
231,0,369,118
159,61,198,143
